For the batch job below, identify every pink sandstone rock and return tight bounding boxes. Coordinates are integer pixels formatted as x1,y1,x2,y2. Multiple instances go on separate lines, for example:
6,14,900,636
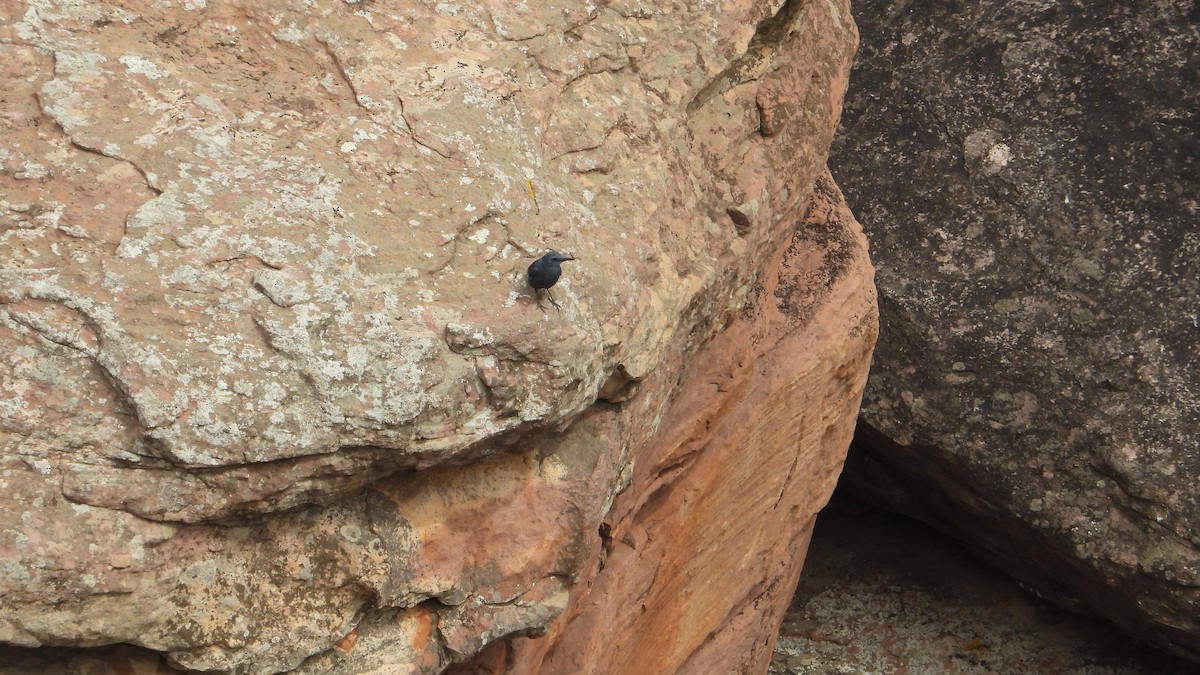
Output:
0,0,871,671
500,175,877,675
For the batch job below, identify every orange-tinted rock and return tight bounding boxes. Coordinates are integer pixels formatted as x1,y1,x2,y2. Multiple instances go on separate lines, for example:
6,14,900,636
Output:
0,0,870,671
508,175,877,675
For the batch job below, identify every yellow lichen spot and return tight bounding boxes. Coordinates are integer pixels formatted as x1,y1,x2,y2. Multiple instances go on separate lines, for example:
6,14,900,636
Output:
524,179,540,213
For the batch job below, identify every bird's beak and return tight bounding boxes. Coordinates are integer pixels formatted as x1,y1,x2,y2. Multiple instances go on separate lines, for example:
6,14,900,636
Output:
564,254,576,260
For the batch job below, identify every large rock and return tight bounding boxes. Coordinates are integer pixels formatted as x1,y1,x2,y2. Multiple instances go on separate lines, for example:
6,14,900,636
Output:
0,0,871,672
834,0,1199,663
500,175,876,675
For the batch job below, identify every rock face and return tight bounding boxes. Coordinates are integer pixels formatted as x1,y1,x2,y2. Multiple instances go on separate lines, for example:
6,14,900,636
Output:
832,0,1199,663
771,499,1194,674
1,0,872,672
502,175,876,675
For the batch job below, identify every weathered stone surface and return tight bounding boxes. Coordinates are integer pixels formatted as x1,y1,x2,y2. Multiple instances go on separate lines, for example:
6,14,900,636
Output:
1,0,870,672
501,175,876,675
770,498,1195,674
832,0,1199,663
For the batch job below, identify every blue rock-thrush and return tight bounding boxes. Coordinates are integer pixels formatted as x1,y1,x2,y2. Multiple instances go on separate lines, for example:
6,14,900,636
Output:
527,251,574,309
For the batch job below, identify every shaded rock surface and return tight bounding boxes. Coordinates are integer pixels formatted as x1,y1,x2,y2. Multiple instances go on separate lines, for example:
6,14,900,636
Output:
832,0,1199,663
770,497,1196,674
1,0,872,672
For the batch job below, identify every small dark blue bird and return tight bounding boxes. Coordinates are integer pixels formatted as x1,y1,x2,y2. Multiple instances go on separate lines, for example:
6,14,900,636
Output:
527,251,575,309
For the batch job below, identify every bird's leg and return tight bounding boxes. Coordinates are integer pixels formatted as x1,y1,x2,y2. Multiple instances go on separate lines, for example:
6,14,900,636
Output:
546,288,562,310
535,288,547,311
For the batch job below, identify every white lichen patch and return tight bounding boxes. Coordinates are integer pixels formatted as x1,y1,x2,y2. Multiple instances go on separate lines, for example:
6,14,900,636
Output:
272,23,308,45
253,269,312,307
117,194,186,258
987,142,1012,168
119,54,169,81
963,129,1012,177
38,78,94,129
15,161,50,180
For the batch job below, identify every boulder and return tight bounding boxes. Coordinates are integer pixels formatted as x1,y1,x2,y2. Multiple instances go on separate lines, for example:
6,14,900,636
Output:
0,0,872,671
834,0,1199,662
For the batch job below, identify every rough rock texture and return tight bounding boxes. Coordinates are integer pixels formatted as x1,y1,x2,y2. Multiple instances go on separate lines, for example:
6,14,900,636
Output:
771,498,1195,674
832,0,1200,664
500,175,875,675
0,0,872,672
